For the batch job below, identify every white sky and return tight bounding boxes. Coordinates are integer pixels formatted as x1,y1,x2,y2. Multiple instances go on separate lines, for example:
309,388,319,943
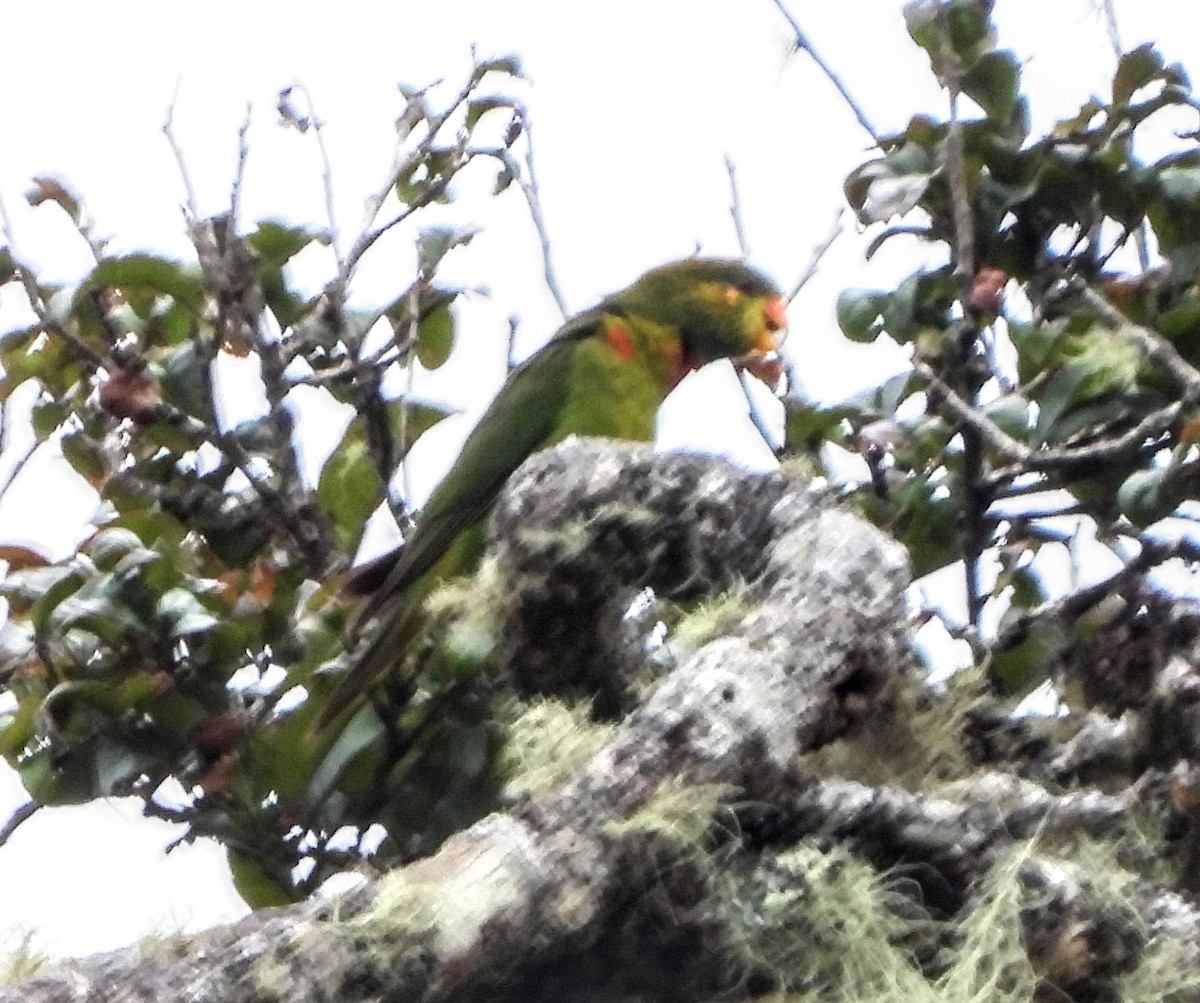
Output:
1,0,1199,960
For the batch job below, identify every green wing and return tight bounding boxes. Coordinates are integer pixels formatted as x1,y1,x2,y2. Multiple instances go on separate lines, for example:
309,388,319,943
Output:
353,310,604,621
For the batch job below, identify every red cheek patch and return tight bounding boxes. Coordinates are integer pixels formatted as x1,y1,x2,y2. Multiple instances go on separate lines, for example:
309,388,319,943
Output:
606,322,636,359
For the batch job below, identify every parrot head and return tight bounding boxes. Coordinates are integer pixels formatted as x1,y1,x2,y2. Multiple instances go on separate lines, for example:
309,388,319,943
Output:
611,257,787,387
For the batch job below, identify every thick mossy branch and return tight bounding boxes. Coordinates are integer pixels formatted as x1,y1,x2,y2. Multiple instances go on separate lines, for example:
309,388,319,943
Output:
7,443,1200,1003
0,442,913,1001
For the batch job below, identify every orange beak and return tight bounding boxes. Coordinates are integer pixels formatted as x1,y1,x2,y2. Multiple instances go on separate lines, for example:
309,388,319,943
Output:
737,296,788,391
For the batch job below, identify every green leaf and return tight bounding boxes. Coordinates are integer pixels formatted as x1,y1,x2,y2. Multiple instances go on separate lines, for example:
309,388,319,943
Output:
416,225,478,277
82,254,206,315
228,850,296,908
881,273,921,345
317,417,384,553
388,397,457,460
856,475,961,578
416,300,456,369
962,49,1021,123
306,703,385,809
904,0,996,78
1117,466,1185,527
0,328,77,402
836,289,888,343
1030,329,1142,443
989,614,1070,696
982,395,1031,441
0,247,16,286
474,54,524,79
0,566,80,617
783,400,851,451
158,588,220,637
159,341,215,423
258,266,309,330
30,399,68,441
844,159,930,223
1009,319,1062,385
245,220,323,266
493,153,518,195
466,97,515,131
849,370,915,418
60,431,110,488
87,528,154,573
1113,43,1164,105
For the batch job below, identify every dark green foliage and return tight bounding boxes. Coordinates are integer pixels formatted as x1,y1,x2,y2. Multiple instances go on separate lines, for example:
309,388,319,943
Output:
789,6,1200,702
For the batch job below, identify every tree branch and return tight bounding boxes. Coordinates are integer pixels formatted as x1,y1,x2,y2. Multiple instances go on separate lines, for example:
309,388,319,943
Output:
769,0,880,144
517,117,569,318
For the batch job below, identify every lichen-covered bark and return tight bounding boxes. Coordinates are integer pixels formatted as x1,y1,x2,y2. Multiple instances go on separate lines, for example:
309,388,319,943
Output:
7,442,1200,1003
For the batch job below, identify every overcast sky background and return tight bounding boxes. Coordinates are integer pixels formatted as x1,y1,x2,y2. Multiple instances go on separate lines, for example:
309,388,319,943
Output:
1,0,1198,959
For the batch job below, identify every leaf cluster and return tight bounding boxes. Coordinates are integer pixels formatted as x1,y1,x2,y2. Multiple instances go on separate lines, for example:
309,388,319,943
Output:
0,55,526,902
786,0,1200,704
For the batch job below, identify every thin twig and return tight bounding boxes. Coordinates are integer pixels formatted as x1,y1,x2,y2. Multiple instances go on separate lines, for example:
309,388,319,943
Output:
723,154,780,449
0,438,38,505
787,207,844,303
916,363,1030,462
918,349,1180,490
0,190,106,369
1100,0,1122,55
507,316,520,372
229,103,253,230
985,401,1179,489
0,799,39,848
518,118,568,318
334,74,478,298
987,503,1090,523
724,154,751,259
991,536,1199,652
770,0,880,144
398,284,421,521
935,10,985,628
292,83,343,267
347,170,454,276
1096,0,1151,273
163,78,200,223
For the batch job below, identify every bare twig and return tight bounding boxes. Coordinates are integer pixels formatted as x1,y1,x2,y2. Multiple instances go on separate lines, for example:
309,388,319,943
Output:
334,73,479,299
1096,0,1152,273
291,83,343,267
724,154,751,259
934,10,986,628
991,535,1200,653
787,207,844,303
397,284,421,522
915,363,1031,462
737,368,782,455
518,118,569,319
229,103,252,230
1099,0,1123,55
917,356,1181,492
163,78,201,223
0,191,106,370
986,401,1179,489
0,799,39,848
507,315,520,372
723,155,781,450
769,0,880,144
0,437,38,505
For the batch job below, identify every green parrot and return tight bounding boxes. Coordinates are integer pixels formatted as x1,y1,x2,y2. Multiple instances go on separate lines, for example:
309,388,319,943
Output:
321,257,787,724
